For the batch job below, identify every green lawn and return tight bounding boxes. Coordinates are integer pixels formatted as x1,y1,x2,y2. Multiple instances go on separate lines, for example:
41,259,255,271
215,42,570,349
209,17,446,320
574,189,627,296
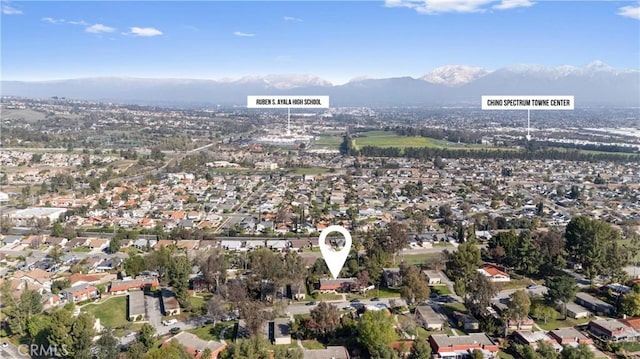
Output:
431,285,451,295
348,287,401,300
532,307,591,331
312,293,343,301
314,135,343,150
353,131,454,150
292,167,329,175
189,294,212,310
72,246,92,253
82,296,128,329
302,339,326,350
187,322,236,341
441,302,468,314
402,252,442,265
621,342,640,352
498,351,515,359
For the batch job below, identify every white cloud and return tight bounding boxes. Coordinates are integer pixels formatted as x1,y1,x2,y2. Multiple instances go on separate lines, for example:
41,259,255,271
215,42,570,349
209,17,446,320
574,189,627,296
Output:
68,20,89,26
129,27,163,37
85,24,116,33
492,0,534,10
2,4,22,15
618,5,640,20
42,17,65,24
385,0,534,14
283,16,303,22
233,31,255,37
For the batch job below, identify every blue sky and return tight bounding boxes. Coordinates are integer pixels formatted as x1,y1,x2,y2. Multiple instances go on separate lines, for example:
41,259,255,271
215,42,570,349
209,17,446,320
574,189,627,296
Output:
1,1,639,84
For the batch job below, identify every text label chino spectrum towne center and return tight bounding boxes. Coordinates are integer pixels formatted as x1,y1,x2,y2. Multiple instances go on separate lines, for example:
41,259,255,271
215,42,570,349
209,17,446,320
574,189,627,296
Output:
482,95,574,110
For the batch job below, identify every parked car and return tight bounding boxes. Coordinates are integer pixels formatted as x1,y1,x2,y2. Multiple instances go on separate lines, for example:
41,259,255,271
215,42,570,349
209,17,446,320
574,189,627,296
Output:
306,301,317,306
169,327,181,335
162,319,178,326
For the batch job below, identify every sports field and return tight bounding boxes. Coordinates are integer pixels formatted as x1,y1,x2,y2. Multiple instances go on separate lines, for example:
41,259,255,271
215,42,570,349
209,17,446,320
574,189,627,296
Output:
352,131,456,150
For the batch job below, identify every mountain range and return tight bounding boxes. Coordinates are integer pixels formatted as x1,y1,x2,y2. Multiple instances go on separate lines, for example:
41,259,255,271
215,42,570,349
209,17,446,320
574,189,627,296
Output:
2,62,639,107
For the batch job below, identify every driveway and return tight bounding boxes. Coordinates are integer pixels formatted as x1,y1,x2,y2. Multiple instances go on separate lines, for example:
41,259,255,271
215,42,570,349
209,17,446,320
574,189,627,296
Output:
145,293,163,331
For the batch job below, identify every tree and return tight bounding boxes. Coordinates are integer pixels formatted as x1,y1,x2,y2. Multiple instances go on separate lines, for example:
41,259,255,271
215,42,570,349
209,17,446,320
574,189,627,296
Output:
207,295,227,325
201,348,213,359
536,341,559,359
96,327,119,359
464,272,496,318
532,230,566,275
124,255,145,277
446,242,482,296
565,216,622,282
146,340,191,359
531,303,556,324
507,290,532,329
545,276,578,319
52,222,64,237
399,263,430,304
126,342,147,359
471,349,484,359
561,343,595,359
408,339,432,359
310,302,340,339
284,251,306,298
48,244,64,264
138,323,156,351
167,254,192,307
248,248,285,301
199,249,227,293
70,312,96,359
621,291,640,317
357,310,397,354
240,301,266,338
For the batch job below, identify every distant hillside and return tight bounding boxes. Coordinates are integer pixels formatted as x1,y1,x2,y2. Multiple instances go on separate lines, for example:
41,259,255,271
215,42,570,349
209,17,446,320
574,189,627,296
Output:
2,62,639,107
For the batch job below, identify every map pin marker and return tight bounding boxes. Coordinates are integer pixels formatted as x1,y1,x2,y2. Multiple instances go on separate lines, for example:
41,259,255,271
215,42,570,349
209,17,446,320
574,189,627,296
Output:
319,225,352,280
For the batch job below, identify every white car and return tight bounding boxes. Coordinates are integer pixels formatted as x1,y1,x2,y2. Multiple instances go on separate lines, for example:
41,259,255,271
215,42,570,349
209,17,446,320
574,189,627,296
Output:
1,342,8,348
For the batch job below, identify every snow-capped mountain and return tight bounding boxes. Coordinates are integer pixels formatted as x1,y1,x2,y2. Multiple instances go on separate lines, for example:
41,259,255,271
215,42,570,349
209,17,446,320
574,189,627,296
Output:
2,62,638,107
421,65,488,86
219,74,332,89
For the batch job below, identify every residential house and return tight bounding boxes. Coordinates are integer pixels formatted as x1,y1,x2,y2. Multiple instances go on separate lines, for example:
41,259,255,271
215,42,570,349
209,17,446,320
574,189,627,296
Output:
14,268,53,290
161,287,181,316
60,283,99,303
164,332,226,358
128,290,146,321
513,331,562,351
477,264,510,282
88,238,109,251
318,278,358,293
588,319,639,342
453,311,480,332
575,292,616,315
109,277,159,294
269,318,291,345
303,346,350,359
415,305,445,331
423,270,443,285
547,327,593,346
565,303,591,319
428,333,499,359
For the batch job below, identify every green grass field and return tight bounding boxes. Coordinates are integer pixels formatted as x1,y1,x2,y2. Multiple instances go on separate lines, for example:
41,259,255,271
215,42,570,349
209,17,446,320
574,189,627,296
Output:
353,131,453,150
82,296,128,329
314,135,343,150
292,167,329,175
